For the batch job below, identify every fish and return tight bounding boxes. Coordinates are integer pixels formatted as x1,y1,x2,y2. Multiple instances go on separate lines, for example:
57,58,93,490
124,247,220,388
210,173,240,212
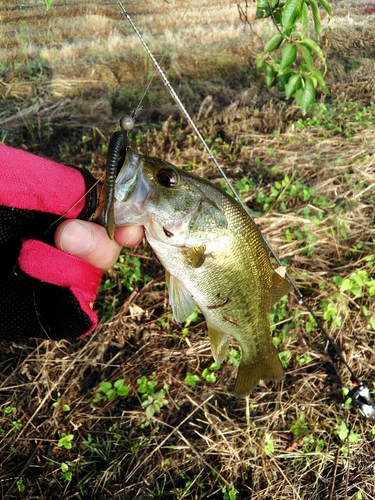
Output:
109,147,290,396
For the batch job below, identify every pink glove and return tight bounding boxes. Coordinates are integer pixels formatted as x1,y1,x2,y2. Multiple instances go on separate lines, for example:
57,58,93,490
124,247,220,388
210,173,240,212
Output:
0,144,102,341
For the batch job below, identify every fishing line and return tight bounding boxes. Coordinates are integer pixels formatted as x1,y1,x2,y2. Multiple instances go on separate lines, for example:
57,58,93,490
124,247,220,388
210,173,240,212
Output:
116,1,375,418
116,0,243,206
122,1,192,122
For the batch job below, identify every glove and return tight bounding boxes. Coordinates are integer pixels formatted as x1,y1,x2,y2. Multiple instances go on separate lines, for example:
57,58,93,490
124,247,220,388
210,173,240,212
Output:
0,144,103,342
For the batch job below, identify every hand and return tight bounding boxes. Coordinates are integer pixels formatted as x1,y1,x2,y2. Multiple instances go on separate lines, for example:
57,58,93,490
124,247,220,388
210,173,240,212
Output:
0,143,143,342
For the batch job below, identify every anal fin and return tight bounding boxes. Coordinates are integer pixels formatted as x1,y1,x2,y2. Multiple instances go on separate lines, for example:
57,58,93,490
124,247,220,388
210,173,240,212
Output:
207,322,230,364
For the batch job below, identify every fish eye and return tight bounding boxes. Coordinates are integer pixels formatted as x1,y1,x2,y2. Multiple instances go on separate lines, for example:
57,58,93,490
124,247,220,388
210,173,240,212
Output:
157,168,178,188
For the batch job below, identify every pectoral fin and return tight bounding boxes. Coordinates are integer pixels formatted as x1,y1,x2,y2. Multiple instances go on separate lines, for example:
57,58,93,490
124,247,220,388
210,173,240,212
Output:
207,322,230,364
181,246,206,268
234,344,284,397
165,271,196,323
271,267,290,305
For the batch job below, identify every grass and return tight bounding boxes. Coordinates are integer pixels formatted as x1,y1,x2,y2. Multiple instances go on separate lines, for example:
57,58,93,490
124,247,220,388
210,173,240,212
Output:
1,0,375,498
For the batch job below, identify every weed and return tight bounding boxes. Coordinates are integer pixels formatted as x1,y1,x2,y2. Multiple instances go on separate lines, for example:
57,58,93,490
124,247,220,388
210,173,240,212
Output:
184,372,201,387
202,362,221,383
3,404,17,414
227,347,241,367
92,379,130,405
264,433,274,455
279,350,292,368
52,392,71,412
114,248,150,291
157,313,173,329
235,176,256,195
295,101,375,138
16,477,26,493
61,462,74,482
11,419,22,432
137,376,169,420
333,270,375,299
290,413,309,439
222,486,238,500
296,352,313,366
58,433,74,450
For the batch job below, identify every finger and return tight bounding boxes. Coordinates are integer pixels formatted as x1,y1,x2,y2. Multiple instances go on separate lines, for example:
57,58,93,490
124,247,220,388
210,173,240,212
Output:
55,220,121,270
114,225,144,248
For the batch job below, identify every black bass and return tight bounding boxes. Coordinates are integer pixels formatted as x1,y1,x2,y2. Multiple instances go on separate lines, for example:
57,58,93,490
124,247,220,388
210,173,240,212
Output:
110,147,290,396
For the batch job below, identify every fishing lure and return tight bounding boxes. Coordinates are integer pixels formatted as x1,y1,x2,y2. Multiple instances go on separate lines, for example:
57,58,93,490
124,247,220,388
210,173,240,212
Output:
103,115,135,239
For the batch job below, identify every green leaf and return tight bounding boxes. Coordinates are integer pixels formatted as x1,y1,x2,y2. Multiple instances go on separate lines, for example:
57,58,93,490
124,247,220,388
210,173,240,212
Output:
282,0,303,31
354,274,364,287
300,2,309,36
285,73,302,98
277,73,292,92
264,434,274,455
209,362,221,371
99,381,112,394
58,434,74,449
255,5,271,19
301,38,325,63
45,0,53,9
308,0,322,37
301,77,316,115
318,0,332,15
145,404,155,420
337,420,349,441
264,33,284,53
340,278,352,292
256,58,266,70
333,276,343,287
185,372,201,387
294,86,304,106
312,70,329,93
106,389,117,401
265,64,277,88
348,429,360,443
114,379,130,396
301,44,314,71
279,43,297,72
61,463,69,473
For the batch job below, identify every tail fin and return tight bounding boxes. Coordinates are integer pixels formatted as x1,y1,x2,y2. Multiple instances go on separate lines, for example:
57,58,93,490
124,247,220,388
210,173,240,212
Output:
234,346,284,397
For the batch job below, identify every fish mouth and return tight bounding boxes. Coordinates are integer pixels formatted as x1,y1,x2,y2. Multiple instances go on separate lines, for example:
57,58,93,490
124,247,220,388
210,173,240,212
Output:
113,148,152,226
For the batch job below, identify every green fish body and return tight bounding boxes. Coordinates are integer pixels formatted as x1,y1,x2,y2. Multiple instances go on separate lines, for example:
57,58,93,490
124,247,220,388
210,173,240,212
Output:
112,148,290,396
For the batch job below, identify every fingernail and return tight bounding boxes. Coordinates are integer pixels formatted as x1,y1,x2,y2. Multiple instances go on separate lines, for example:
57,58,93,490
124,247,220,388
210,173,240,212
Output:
59,221,94,255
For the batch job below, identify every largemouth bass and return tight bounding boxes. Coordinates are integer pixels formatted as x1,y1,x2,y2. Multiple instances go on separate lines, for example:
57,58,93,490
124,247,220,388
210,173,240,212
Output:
110,147,290,396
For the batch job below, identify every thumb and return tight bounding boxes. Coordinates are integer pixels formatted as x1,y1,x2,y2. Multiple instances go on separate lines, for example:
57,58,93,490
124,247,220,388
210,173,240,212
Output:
55,220,121,270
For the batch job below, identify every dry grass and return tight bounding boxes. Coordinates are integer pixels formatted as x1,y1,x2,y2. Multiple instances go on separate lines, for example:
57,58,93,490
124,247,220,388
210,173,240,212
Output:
1,0,375,499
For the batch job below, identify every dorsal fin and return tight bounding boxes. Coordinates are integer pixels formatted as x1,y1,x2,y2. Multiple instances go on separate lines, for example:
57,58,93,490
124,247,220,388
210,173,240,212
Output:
272,267,290,306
